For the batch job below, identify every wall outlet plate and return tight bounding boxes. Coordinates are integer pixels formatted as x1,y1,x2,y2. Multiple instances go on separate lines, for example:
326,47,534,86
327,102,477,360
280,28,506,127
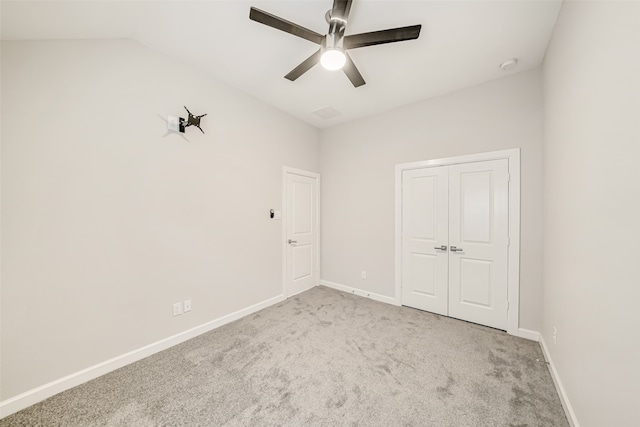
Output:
184,300,192,312
172,302,183,316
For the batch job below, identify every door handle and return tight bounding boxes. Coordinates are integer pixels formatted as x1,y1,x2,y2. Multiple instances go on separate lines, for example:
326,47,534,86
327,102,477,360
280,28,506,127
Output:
450,246,463,252
434,245,447,251
288,239,297,245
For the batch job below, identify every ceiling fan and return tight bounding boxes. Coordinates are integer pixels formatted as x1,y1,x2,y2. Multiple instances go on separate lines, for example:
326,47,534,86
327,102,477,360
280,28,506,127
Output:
249,0,422,87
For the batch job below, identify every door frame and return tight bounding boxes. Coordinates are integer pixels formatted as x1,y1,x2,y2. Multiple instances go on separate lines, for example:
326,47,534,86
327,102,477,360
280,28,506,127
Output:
282,166,321,297
394,148,521,336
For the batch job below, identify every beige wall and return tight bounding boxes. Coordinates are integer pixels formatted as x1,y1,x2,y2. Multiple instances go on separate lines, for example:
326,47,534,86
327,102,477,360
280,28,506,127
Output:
0,39,320,399
542,2,640,426
320,69,543,332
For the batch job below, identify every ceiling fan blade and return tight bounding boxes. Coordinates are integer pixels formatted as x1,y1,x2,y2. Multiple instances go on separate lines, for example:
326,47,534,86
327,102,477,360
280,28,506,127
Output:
331,0,353,22
250,7,323,45
285,50,322,81
344,25,422,50
342,52,365,88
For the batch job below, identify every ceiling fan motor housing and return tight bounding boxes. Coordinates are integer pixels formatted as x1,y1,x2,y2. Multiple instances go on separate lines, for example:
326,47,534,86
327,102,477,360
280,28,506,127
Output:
326,10,346,48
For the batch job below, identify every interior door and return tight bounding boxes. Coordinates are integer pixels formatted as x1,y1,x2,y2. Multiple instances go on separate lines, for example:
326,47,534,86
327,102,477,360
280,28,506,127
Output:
401,159,509,330
401,167,449,315
448,159,509,330
285,170,318,297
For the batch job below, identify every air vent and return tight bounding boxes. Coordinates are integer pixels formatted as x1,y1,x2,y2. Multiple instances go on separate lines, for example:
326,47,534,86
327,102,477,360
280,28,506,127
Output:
313,106,342,119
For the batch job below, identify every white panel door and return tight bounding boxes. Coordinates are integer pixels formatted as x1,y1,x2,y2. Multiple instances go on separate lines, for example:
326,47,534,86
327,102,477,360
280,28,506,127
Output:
448,159,509,330
401,167,449,315
400,159,509,330
285,171,318,297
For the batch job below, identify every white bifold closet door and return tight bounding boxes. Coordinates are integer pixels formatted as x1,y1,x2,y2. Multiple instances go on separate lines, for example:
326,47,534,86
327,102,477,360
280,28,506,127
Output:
401,159,509,330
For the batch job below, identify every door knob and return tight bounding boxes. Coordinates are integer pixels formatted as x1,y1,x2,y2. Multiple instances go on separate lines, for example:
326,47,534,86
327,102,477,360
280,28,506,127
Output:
288,239,297,245
434,245,447,251
450,246,463,252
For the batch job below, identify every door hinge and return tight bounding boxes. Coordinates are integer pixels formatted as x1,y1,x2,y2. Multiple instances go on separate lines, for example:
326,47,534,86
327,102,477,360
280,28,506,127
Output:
506,300,510,310
507,173,511,182
507,236,511,246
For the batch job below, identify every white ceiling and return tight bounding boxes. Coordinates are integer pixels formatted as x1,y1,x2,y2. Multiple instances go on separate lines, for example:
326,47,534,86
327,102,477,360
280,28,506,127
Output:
1,1,562,128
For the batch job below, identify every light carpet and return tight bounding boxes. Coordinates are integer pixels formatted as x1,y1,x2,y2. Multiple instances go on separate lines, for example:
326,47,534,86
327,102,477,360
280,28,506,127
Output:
1,286,568,426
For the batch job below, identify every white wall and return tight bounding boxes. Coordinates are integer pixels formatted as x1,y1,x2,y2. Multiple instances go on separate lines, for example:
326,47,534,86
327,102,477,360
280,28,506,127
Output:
321,69,543,332
542,1,640,426
0,39,320,400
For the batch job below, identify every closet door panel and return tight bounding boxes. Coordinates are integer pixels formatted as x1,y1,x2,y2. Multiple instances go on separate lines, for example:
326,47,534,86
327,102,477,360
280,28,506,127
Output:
448,159,509,330
401,167,449,315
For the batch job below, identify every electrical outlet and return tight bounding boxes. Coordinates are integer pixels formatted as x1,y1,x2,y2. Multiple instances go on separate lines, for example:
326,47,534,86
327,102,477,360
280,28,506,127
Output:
184,300,192,312
173,302,183,317
361,271,367,279
553,326,557,344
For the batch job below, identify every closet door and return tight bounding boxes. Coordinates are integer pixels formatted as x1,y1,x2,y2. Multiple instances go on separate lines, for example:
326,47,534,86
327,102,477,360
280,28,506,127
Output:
401,167,449,315
400,158,510,330
448,159,509,330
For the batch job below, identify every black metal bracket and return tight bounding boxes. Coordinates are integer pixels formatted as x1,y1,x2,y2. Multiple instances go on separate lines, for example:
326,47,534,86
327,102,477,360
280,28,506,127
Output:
179,106,207,134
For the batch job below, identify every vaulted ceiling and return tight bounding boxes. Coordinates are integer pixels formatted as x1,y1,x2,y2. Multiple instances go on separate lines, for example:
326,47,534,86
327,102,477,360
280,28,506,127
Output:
1,1,562,128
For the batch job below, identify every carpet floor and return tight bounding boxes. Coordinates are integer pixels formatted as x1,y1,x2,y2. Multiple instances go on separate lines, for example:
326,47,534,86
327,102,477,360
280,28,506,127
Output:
1,286,568,426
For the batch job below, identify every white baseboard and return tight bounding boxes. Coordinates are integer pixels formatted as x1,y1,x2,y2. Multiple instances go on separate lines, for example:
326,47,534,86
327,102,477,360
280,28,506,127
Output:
514,327,540,341
539,336,580,427
319,280,398,306
0,293,286,419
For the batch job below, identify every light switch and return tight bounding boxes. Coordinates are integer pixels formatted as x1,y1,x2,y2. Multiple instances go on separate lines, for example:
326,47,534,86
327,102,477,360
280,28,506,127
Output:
273,210,282,220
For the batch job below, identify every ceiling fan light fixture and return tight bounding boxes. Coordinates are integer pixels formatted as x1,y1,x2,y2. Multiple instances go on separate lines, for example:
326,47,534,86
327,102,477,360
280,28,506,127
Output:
321,48,346,71
249,3,422,86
